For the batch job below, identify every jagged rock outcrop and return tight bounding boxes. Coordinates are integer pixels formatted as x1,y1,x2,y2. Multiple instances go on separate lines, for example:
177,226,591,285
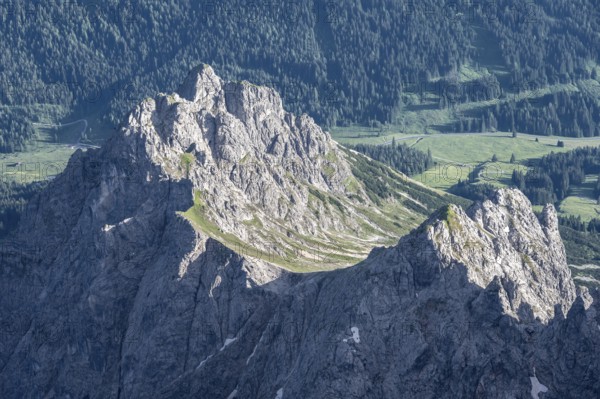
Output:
0,66,598,398
420,189,577,323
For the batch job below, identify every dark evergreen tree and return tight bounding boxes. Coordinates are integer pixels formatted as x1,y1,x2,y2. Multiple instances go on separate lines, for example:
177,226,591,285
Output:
510,147,600,205
347,142,433,176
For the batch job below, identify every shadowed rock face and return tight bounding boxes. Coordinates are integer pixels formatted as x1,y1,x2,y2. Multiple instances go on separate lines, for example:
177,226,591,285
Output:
0,67,599,399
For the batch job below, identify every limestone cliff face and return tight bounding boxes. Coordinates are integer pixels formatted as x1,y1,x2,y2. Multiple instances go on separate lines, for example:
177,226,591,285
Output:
0,66,598,399
121,64,356,236
413,189,576,323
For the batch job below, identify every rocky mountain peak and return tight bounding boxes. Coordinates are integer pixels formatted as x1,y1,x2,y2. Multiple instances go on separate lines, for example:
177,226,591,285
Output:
178,64,225,105
15,65,450,273
391,188,576,323
4,67,597,398
130,64,339,171
145,69,358,263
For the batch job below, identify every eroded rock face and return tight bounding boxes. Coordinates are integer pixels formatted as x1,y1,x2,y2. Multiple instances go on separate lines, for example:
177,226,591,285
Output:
418,189,577,323
0,65,598,398
123,64,357,238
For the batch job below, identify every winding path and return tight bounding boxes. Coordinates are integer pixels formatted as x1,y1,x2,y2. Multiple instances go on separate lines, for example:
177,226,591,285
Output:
32,119,100,149
32,119,88,135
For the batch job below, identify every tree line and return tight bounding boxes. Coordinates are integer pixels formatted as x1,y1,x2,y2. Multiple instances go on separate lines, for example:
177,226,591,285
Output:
452,92,600,136
0,180,47,239
2,0,600,152
448,181,497,202
0,110,36,153
560,215,600,235
347,139,434,176
511,147,600,205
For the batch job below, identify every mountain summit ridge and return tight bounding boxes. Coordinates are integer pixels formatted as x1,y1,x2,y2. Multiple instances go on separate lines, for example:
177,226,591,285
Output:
0,67,598,398
153,187,598,399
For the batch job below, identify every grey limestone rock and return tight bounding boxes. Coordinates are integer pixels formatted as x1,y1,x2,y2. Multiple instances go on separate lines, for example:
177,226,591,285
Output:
0,66,598,399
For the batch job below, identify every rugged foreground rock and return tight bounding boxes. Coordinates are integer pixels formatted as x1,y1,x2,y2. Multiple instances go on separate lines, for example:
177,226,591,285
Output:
1,67,599,398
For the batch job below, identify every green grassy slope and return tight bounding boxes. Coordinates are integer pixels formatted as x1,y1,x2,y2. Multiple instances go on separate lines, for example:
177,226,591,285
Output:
331,130,600,220
180,149,466,272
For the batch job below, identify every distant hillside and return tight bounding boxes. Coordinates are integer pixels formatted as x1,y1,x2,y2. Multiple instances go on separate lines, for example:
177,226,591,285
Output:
2,0,600,152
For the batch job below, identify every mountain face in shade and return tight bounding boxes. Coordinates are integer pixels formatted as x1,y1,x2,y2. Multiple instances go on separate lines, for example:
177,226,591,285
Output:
0,67,599,399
